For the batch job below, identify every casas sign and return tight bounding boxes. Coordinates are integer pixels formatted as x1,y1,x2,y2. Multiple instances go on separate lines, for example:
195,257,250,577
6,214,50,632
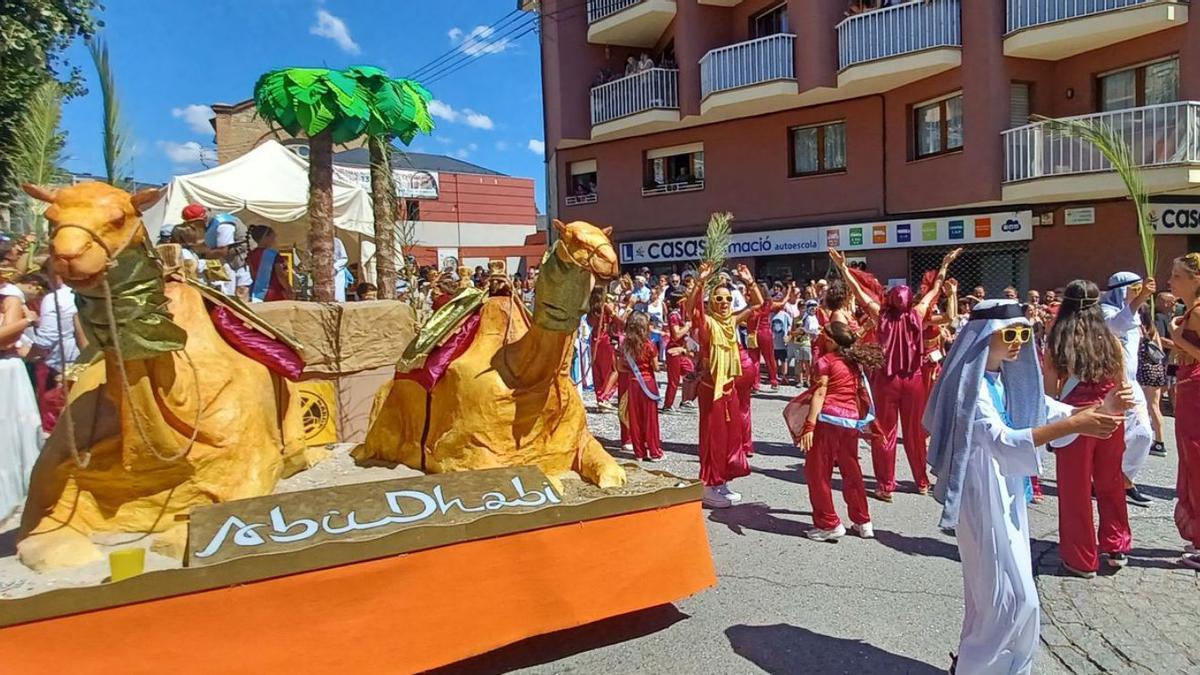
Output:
1149,204,1200,234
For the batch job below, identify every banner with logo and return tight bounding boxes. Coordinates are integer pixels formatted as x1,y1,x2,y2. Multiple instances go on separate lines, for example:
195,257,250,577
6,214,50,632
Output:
333,166,440,199
618,210,1032,265
1148,203,1200,235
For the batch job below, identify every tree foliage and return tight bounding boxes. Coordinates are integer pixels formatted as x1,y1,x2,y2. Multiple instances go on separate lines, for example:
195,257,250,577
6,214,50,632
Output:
88,36,130,188
9,80,66,235
0,0,100,200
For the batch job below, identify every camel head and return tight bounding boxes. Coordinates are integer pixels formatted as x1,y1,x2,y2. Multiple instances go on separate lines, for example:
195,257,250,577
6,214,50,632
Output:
551,219,618,280
23,182,164,289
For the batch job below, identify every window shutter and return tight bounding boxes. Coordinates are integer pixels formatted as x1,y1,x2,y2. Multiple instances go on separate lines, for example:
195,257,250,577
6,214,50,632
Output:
1009,83,1031,129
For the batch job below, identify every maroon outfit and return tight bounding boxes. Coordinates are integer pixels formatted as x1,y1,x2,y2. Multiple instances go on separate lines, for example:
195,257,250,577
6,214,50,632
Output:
1177,341,1200,549
806,353,871,530
736,344,758,457
870,286,930,493
750,306,779,387
588,309,619,403
619,339,663,460
1057,379,1131,572
663,309,693,409
695,305,750,488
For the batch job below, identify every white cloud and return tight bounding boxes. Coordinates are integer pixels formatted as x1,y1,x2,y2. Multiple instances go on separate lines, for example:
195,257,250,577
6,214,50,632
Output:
494,140,509,151
527,139,545,155
453,147,471,159
310,9,361,54
428,99,458,123
448,25,513,57
159,140,217,166
467,143,478,151
171,104,214,135
463,110,493,130
435,136,453,145
427,99,494,130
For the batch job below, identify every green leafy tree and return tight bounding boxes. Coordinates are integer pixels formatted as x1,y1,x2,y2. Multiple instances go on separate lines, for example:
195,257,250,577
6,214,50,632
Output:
9,81,66,236
344,66,434,299
254,68,371,301
0,0,99,203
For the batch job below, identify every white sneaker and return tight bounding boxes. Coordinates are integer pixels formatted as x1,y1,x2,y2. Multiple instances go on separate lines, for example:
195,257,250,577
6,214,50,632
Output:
702,486,733,509
622,443,634,452
851,522,875,539
596,401,615,412
680,401,696,409
718,484,742,502
805,523,846,542
1180,553,1200,571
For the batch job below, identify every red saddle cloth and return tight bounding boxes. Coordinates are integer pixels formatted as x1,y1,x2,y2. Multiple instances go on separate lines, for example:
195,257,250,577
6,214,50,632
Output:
395,313,482,391
209,305,305,381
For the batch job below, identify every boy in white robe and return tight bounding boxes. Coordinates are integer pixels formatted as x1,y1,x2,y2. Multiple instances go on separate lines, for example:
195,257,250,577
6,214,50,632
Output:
925,300,1130,674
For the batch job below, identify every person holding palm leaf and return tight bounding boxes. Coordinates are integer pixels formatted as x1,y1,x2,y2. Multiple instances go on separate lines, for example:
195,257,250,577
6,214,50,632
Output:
687,261,763,509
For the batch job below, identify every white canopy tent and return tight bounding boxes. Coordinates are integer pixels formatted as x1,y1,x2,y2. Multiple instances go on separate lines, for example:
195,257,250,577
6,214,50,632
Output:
141,140,375,248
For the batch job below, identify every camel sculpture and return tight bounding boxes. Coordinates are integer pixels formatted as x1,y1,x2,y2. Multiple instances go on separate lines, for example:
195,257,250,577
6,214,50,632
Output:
354,219,626,489
17,182,312,571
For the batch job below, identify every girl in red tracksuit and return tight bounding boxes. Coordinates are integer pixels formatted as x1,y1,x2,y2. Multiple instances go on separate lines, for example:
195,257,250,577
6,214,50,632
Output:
786,321,884,541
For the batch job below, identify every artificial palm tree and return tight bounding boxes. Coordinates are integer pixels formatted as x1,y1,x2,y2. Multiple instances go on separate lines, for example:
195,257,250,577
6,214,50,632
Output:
344,66,434,299
253,68,371,301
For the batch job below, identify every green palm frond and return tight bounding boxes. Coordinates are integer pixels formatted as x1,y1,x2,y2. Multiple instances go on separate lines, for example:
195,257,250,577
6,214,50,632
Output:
703,211,733,282
343,68,435,145
253,67,371,144
10,81,66,235
88,37,131,188
1035,114,1155,277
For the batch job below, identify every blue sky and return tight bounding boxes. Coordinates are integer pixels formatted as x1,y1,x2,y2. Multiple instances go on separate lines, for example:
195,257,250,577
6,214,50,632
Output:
58,0,548,209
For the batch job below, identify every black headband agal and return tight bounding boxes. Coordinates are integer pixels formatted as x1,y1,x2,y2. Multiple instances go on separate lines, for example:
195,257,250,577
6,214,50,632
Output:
970,303,1024,321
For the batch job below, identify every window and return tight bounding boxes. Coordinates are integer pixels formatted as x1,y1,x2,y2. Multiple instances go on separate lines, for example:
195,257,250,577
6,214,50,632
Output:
914,93,964,159
789,121,846,177
1099,57,1179,112
566,160,598,206
1009,82,1031,129
751,3,790,38
397,200,421,222
643,143,704,196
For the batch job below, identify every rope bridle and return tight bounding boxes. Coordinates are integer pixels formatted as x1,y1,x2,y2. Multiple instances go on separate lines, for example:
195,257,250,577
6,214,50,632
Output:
49,217,203,467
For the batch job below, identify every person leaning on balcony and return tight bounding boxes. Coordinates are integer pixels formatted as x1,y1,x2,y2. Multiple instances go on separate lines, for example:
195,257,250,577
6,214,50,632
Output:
625,56,637,76
637,53,654,72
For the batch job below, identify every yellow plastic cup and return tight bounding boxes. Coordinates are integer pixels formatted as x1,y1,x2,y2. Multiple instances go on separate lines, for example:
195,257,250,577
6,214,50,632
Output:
109,548,146,582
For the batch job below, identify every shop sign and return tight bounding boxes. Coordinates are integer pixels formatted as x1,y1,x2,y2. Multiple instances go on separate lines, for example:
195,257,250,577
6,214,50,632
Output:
618,228,823,264
333,166,440,199
617,211,1032,264
1148,204,1200,234
1064,207,1095,226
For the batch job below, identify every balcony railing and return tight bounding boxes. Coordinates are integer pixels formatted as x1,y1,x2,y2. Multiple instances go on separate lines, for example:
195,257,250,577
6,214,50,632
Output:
838,0,961,70
642,180,705,196
588,0,642,23
700,33,795,99
591,68,679,125
565,192,599,206
1002,101,1200,182
1006,0,1185,34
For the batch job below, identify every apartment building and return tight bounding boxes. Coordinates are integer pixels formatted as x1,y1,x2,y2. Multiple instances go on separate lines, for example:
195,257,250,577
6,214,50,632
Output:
533,0,1199,292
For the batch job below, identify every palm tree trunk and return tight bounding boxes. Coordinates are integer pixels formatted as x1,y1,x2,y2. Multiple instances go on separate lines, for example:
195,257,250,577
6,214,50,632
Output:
369,135,397,300
308,130,336,302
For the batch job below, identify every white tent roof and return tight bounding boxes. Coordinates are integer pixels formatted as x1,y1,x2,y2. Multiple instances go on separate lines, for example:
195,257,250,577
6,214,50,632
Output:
141,140,374,244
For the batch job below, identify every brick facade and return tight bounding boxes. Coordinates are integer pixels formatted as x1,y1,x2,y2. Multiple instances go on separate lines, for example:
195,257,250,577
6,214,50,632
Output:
211,99,365,165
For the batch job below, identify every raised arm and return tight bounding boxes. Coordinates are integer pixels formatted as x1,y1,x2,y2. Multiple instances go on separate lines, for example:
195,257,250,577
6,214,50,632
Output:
732,264,763,325
688,262,714,324
829,248,880,318
914,248,962,320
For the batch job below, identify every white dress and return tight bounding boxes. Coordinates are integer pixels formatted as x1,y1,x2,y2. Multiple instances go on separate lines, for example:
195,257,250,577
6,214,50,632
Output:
1102,303,1154,479
955,372,1074,675
0,286,44,520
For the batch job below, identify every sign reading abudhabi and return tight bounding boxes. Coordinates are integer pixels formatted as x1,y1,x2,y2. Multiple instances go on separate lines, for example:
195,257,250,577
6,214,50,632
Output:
618,210,1033,265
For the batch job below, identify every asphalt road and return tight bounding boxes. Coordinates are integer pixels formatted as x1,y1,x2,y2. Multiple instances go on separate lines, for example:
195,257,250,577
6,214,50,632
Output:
437,383,1199,675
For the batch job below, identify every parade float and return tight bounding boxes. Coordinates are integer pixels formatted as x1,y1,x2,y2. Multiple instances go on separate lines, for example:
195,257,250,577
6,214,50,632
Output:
0,186,715,671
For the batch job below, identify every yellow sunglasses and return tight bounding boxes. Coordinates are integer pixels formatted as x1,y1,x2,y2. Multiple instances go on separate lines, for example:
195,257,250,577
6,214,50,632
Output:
1000,327,1032,345
1128,282,1143,296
